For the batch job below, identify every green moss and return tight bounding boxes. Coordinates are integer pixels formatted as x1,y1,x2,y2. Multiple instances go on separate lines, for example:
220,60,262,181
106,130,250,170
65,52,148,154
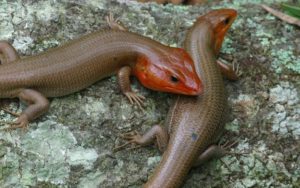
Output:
271,48,300,73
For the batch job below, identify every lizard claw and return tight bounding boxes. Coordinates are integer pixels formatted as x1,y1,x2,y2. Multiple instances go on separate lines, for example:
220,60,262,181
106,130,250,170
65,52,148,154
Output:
124,92,145,110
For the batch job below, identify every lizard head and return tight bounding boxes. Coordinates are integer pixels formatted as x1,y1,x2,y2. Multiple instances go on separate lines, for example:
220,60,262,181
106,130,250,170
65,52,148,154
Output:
200,9,237,54
133,48,203,96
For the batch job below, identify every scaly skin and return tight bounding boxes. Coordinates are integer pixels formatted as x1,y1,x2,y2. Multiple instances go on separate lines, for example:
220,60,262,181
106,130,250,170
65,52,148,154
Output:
119,9,237,187
0,29,202,129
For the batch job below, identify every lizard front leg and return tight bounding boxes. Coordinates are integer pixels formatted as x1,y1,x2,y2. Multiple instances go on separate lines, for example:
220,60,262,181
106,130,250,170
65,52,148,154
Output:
115,125,169,152
106,13,127,31
217,59,241,81
117,66,146,109
106,16,146,109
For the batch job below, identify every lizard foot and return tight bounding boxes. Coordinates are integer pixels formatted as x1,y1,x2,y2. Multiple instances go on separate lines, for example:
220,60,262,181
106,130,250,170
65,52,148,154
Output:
113,131,143,152
217,59,242,81
1,107,20,117
0,114,29,131
105,12,126,31
124,92,145,110
121,130,143,143
232,61,242,78
220,139,249,155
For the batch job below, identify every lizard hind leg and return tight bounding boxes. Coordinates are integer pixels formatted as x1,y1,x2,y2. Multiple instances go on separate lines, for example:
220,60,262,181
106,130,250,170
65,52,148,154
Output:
1,89,50,131
193,139,245,166
193,145,227,166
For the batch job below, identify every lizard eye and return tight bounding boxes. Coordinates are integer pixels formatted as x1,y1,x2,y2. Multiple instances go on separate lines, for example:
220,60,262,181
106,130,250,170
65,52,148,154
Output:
224,17,230,25
170,76,179,83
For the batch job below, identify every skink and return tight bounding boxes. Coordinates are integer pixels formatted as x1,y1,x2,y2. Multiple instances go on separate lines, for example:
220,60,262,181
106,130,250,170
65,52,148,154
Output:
0,27,202,129
121,9,238,187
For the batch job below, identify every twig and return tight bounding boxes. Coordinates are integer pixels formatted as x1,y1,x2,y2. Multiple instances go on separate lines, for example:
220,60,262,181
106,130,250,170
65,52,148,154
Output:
261,4,300,27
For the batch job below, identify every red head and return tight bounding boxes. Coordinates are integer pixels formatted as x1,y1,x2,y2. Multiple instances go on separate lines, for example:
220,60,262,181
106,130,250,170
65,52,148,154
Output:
133,48,203,95
199,9,237,54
